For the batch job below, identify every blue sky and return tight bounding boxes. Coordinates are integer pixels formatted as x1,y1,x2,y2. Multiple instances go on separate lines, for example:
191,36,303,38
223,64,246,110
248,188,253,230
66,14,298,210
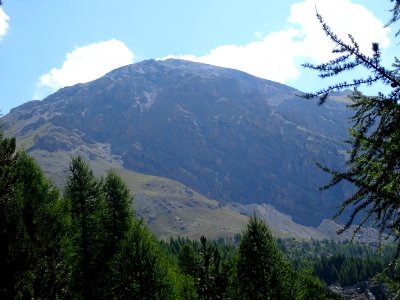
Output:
0,0,397,114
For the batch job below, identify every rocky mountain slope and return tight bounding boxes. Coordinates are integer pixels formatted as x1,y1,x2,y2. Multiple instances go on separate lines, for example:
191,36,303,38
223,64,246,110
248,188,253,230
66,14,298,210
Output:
2,59,352,229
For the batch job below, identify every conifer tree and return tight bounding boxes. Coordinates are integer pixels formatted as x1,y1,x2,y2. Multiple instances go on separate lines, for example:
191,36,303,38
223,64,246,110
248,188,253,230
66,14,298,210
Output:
109,219,173,299
0,131,69,298
235,217,290,299
96,170,135,297
303,2,400,247
0,132,31,298
0,130,19,297
103,171,133,255
13,153,70,298
64,156,107,298
178,243,199,278
196,236,229,300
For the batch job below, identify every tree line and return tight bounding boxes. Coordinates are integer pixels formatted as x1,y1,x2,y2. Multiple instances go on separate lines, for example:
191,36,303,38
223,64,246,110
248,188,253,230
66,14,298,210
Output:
0,129,342,299
276,238,395,288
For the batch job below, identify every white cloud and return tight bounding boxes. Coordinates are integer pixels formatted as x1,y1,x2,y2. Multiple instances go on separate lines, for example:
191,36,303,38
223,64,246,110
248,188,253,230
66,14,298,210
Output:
254,31,264,40
36,39,134,97
165,0,390,84
289,0,390,61
0,7,10,40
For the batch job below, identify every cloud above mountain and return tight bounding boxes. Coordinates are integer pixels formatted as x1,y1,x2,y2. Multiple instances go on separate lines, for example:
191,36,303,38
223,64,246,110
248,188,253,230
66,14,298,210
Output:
0,8,9,41
36,39,134,98
33,0,390,100
164,0,390,84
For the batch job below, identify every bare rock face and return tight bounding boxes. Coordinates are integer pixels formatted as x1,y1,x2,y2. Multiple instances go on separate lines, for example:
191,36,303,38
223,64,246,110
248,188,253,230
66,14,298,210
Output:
2,59,352,226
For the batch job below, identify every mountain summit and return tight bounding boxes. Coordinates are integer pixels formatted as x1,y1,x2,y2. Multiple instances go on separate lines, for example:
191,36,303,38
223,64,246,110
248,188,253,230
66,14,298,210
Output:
3,59,351,226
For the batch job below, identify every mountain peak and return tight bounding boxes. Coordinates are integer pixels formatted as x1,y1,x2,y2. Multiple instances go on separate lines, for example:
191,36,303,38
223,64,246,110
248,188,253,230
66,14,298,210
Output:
2,59,351,227
103,58,291,89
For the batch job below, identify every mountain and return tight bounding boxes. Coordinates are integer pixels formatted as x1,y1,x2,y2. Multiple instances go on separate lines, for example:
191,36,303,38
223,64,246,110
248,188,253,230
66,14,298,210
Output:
2,59,352,228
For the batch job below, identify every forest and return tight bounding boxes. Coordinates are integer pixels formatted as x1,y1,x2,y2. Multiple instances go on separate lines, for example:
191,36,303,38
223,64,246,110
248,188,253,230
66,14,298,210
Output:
1,129,398,299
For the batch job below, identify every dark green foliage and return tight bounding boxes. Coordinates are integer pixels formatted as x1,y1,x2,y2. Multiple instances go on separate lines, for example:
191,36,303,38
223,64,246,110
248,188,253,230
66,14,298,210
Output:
376,257,400,299
235,217,292,299
13,153,70,298
197,236,230,300
315,254,384,286
103,171,133,255
64,156,107,298
160,235,238,261
278,238,395,287
162,236,236,299
0,131,22,298
178,243,198,277
0,132,69,298
109,220,174,299
296,270,342,300
64,156,178,299
162,228,344,299
92,171,136,297
0,131,18,238
233,217,338,300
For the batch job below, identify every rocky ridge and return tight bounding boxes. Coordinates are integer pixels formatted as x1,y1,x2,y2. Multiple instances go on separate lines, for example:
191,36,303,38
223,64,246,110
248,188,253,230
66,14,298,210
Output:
2,59,355,236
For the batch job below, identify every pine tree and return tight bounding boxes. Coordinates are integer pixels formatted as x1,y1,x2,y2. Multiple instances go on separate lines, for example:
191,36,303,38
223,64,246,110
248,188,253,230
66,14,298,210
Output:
235,217,290,299
197,236,227,300
13,152,70,298
0,130,70,298
64,156,106,298
96,170,135,297
0,130,21,298
178,243,199,278
109,219,173,299
103,171,133,256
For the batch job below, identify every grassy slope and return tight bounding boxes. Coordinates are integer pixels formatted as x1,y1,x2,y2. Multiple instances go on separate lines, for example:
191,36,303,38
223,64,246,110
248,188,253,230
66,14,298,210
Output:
113,166,249,240
29,147,249,240
19,146,385,242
